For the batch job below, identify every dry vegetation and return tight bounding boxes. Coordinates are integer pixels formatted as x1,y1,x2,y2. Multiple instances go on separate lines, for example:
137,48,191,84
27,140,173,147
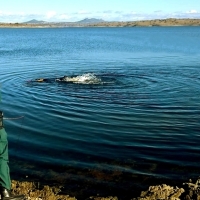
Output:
11,177,200,200
89,18,200,27
12,180,76,200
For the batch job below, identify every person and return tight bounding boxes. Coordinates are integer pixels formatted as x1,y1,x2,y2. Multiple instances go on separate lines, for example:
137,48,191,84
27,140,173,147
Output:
0,111,25,200
34,78,50,82
34,76,69,83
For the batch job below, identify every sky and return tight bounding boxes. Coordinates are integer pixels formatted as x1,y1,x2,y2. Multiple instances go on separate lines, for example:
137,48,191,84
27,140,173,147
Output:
0,0,200,23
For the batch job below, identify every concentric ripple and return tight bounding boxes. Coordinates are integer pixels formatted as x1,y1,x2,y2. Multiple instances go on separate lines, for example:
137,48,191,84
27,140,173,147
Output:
1,27,200,197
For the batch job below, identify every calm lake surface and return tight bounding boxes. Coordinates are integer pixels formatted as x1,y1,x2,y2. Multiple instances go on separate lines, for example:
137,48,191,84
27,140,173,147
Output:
1,27,200,198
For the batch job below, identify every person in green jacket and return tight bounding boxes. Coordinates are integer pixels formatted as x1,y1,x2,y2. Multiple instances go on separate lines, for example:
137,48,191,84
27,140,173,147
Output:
0,111,25,200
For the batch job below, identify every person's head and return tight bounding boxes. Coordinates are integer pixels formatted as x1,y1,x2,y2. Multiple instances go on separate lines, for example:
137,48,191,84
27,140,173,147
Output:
35,78,44,82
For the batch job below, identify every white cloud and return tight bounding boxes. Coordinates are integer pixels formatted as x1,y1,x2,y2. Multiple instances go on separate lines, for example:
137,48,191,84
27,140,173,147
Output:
0,9,200,23
186,9,198,14
46,11,57,19
102,10,113,14
0,11,15,16
57,14,71,20
154,10,162,13
77,10,90,15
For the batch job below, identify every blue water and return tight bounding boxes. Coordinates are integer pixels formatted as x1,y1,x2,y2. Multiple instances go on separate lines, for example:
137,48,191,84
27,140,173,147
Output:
1,27,200,198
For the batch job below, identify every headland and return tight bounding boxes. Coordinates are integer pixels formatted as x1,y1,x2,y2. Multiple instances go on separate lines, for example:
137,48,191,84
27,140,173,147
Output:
1,18,200,28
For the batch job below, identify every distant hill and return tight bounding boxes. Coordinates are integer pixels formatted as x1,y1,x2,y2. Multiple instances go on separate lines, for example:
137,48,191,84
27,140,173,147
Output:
23,18,104,24
24,19,46,24
76,18,105,24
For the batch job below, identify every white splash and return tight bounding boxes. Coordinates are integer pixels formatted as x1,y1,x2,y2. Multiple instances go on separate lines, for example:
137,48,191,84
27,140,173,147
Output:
60,73,101,84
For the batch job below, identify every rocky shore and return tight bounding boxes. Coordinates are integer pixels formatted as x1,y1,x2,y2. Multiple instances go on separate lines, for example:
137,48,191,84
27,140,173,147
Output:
0,18,200,28
89,18,200,27
12,177,200,200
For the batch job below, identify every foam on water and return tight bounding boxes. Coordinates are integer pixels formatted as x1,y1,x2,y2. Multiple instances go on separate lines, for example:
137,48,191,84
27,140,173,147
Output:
59,73,102,84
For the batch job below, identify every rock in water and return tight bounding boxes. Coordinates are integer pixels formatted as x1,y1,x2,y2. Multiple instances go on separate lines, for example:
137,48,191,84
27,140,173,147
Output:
133,184,184,200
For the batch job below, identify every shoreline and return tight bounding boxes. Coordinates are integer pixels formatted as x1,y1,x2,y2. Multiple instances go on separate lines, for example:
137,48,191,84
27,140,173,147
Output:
11,177,199,200
11,157,200,200
1,18,200,28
